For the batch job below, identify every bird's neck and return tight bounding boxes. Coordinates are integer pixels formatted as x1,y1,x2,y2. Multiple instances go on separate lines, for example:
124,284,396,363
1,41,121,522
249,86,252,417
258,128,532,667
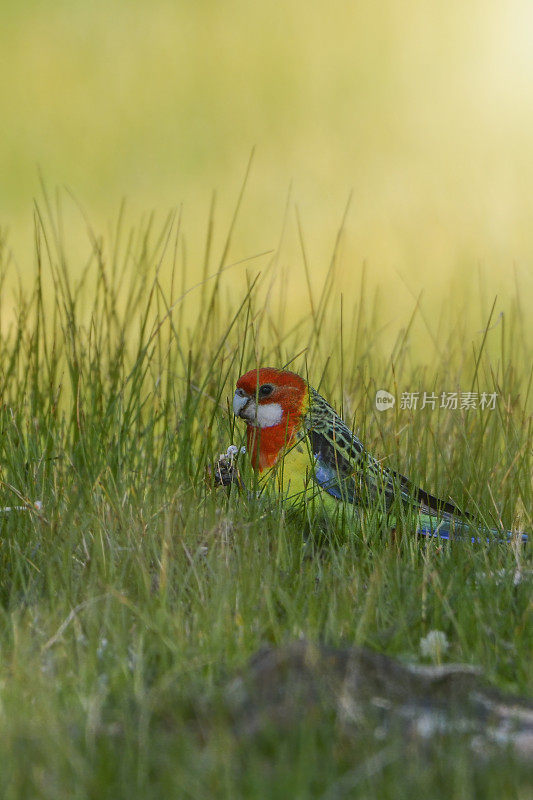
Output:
246,411,305,472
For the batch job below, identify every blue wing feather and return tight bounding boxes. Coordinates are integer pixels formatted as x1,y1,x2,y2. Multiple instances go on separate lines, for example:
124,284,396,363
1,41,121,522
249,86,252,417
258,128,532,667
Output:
311,433,529,544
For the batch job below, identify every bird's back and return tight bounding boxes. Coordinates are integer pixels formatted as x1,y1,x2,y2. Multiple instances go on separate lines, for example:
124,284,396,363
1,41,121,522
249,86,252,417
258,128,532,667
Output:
304,388,463,517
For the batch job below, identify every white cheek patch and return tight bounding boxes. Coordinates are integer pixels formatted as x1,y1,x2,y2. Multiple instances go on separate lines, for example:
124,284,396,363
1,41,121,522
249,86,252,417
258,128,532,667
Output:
234,395,284,428
255,402,283,428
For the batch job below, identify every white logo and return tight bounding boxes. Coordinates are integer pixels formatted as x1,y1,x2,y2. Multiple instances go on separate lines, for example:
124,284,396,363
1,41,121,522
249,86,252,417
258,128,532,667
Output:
375,390,395,411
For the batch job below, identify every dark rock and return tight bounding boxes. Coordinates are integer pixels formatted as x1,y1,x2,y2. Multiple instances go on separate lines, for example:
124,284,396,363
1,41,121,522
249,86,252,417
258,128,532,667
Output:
226,640,533,759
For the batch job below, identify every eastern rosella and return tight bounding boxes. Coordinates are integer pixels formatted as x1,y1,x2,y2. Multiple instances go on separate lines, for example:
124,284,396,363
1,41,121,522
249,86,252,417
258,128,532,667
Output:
230,367,526,542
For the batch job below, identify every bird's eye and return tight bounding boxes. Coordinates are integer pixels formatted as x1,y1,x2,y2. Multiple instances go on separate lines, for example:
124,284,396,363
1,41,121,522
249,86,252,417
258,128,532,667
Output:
258,384,274,398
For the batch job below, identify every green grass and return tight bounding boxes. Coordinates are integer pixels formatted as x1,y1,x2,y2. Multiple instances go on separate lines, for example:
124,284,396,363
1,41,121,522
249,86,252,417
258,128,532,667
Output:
0,199,531,799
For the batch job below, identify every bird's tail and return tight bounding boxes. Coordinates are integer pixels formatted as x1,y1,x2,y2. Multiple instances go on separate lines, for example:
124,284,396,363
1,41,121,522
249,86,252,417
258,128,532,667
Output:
393,467,471,520
416,516,528,544
393,470,528,543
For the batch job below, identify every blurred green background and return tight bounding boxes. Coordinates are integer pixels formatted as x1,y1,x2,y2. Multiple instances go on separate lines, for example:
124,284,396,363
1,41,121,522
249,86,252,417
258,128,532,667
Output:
2,0,533,338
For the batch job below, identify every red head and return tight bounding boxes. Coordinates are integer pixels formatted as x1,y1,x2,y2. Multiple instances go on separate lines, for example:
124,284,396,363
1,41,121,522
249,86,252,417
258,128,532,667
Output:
233,368,308,471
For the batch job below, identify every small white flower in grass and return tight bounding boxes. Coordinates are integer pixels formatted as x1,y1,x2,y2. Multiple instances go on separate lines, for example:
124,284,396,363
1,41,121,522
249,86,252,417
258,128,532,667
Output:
227,445,246,457
0,499,43,514
96,638,108,660
420,630,449,662
218,445,246,460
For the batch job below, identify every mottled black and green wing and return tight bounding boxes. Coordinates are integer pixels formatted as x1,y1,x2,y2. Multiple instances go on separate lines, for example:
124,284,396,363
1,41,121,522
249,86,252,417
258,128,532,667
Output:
305,388,462,517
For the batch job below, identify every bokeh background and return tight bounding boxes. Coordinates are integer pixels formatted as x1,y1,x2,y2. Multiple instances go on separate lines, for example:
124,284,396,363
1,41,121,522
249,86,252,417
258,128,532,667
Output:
2,0,533,352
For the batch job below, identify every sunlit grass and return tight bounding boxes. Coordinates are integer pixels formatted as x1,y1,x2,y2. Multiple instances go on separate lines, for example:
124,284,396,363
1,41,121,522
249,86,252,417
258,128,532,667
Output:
2,0,533,335
0,200,531,798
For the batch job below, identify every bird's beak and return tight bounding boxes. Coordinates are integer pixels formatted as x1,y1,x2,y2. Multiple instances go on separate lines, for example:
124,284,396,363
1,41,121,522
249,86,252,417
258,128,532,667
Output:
232,390,251,418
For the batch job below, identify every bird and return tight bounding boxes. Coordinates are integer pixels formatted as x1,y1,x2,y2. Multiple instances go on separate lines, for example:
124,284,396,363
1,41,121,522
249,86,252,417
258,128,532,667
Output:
230,367,527,542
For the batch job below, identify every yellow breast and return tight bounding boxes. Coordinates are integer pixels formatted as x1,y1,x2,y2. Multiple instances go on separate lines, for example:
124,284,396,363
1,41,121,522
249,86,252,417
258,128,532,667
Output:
259,437,311,496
